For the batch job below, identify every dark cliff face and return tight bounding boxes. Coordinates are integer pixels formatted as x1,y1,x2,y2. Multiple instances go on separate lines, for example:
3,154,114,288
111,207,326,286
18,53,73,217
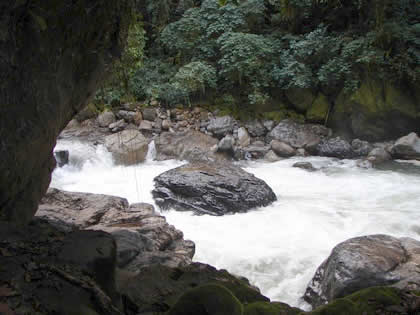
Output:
0,0,133,225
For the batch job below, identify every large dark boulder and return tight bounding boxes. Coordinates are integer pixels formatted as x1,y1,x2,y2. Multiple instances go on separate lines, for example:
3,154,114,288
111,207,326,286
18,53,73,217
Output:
0,0,133,225
303,234,420,309
391,132,420,160
152,162,277,215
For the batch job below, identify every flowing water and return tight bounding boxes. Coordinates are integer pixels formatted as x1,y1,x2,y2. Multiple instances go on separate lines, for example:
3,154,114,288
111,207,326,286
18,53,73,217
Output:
51,139,420,309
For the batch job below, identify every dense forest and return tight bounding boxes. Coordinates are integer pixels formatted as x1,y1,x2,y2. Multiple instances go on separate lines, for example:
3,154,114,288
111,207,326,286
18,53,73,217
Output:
98,0,419,140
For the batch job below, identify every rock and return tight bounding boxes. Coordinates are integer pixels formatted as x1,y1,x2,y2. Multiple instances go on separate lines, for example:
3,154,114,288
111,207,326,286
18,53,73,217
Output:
133,111,143,125
286,87,317,112
367,147,391,164
245,120,266,137
54,150,69,167
267,120,329,149
155,130,225,162
162,119,171,130
351,139,373,157
0,0,132,225
263,120,275,131
116,110,136,123
218,135,235,153
244,301,302,315
271,140,296,157
74,105,97,122
118,262,269,314
264,150,282,162
312,137,354,159
105,130,149,165
109,119,127,132
243,143,271,160
303,234,420,308
391,132,420,160
139,119,153,131
37,188,194,270
293,162,316,171
306,93,330,123
237,127,251,147
152,162,277,215
97,111,116,127
207,115,235,138
142,107,157,121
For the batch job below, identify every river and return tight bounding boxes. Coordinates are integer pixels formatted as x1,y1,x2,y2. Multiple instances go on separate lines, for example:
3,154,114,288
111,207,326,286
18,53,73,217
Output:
51,139,420,309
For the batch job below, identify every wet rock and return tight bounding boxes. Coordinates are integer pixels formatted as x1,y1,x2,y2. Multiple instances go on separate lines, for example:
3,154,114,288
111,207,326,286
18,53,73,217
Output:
218,135,235,153
207,115,235,138
37,188,194,270
118,262,268,314
117,110,136,123
154,130,225,162
105,130,149,165
243,143,271,160
98,111,116,127
142,107,157,121
237,127,251,147
271,140,296,157
162,119,171,130
152,162,276,215
351,139,373,157
303,234,420,308
313,137,354,159
293,162,316,171
267,120,328,149
54,150,69,167
391,132,420,160
109,119,127,133
264,150,282,162
263,120,275,131
139,120,153,131
245,120,266,137
367,147,391,164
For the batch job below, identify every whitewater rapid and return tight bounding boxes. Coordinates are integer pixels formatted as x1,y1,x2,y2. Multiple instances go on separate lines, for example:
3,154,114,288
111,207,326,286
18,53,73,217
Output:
51,140,420,309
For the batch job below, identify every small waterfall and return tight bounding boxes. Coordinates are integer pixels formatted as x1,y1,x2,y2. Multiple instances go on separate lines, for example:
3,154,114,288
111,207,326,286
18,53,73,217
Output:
146,140,157,161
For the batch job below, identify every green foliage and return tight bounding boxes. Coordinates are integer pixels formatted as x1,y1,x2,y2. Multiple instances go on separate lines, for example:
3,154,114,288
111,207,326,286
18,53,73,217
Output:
173,61,217,95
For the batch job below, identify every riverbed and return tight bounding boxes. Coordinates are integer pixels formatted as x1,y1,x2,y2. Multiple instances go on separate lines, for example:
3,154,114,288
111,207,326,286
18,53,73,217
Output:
51,139,420,309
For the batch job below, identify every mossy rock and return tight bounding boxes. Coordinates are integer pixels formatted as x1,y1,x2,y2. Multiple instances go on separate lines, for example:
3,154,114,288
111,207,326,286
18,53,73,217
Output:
168,284,243,315
244,301,303,315
308,286,412,315
262,110,304,123
306,94,329,123
285,88,317,112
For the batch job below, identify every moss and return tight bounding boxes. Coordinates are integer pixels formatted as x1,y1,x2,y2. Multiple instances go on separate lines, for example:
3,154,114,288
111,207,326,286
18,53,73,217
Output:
244,301,303,315
285,88,317,112
262,110,304,123
168,284,243,315
306,93,329,123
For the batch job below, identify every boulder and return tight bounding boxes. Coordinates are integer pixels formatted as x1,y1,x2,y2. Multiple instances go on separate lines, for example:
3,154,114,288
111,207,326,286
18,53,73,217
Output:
312,137,354,159
0,0,133,225
237,127,251,147
109,119,127,132
293,161,316,171
105,129,149,165
152,162,277,215
118,262,268,314
351,139,373,157
271,140,296,157
139,119,153,131
306,93,329,123
245,120,266,137
37,188,195,270
218,135,235,153
264,150,282,162
116,110,136,123
303,234,420,308
391,132,420,160
154,130,225,162
98,111,116,127
243,142,271,160
162,119,171,130
54,150,69,167
266,120,329,149
367,147,391,164
207,115,236,138
142,107,157,121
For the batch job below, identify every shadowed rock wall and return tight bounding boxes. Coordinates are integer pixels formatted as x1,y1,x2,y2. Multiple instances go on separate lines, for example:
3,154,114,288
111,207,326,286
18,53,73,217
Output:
0,0,133,225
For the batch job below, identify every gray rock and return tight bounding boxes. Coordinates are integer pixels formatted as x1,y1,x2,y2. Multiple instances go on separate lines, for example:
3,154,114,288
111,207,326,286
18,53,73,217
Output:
97,111,116,127
109,119,127,132
243,143,271,160
352,139,373,157
105,129,149,165
54,150,69,167
367,147,391,164
237,127,251,147
270,140,296,157
218,135,235,153
207,115,235,138
245,120,266,137
264,150,282,162
292,162,316,171
152,162,277,215
391,132,420,160
154,130,225,162
303,234,420,308
263,120,275,131
37,188,194,270
117,110,136,123
139,119,153,131
266,120,328,149
142,107,157,121
162,119,171,130
313,137,354,159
